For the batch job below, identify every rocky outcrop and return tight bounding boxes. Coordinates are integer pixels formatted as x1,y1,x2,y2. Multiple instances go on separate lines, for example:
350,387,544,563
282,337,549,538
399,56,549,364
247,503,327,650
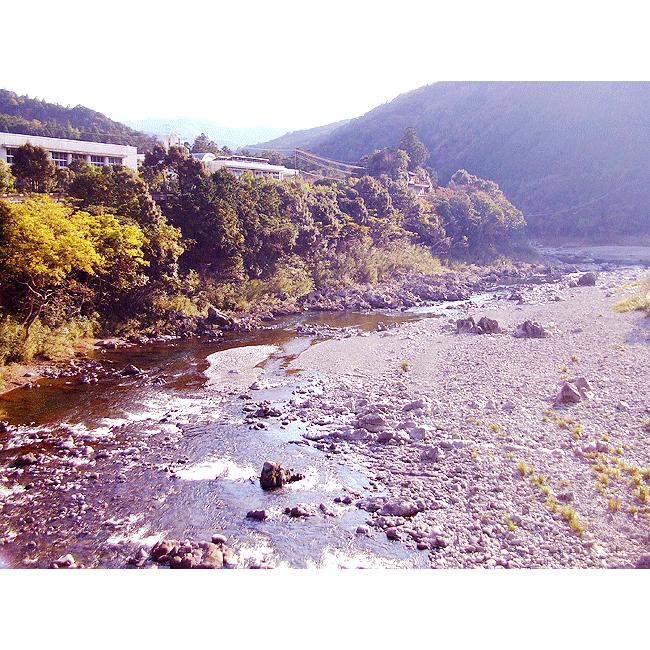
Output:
259,462,304,490
207,306,234,328
513,320,548,338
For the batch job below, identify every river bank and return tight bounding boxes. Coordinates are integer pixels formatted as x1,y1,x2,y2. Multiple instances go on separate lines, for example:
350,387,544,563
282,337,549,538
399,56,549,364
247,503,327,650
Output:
1,255,648,568
0,253,572,401
282,265,650,567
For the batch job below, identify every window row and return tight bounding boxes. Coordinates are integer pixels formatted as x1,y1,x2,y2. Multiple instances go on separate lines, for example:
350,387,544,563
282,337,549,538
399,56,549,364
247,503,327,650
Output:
3,148,123,168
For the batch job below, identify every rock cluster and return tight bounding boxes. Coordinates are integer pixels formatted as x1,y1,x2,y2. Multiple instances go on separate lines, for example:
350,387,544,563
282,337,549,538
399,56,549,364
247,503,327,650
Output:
150,538,236,569
456,316,500,335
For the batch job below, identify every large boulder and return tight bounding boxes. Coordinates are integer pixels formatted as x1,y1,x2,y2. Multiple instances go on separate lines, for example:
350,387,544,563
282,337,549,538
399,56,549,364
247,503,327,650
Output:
456,316,476,334
577,272,597,286
356,413,387,433
259,462,304,490
477,316,499,334
556,377,593,404
378,499,423,518
456,316,499,334
513,320,548,338
207,306,234,328
557,382,582,404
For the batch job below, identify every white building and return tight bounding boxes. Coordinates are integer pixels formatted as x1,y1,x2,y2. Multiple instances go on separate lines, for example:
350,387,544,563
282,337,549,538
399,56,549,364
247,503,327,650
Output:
0,132,139,170
407,170,432,196
193,152,299,181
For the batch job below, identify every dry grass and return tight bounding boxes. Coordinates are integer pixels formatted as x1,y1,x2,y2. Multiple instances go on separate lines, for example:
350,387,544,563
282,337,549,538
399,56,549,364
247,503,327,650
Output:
615,274,650,314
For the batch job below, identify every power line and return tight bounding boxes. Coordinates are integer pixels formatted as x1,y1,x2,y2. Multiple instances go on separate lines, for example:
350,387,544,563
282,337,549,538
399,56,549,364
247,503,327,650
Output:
296,148,365,170
524,177,639,218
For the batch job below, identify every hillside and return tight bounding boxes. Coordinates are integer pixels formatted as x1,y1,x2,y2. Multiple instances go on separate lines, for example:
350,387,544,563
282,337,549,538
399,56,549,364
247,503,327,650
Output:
246,119,351,153
254,82,650,238
0,89,156,150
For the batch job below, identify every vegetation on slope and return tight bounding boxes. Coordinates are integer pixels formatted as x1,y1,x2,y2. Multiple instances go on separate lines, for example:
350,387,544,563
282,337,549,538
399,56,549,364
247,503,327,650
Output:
0,89,156,149
253,82,650,239
0,133,525,365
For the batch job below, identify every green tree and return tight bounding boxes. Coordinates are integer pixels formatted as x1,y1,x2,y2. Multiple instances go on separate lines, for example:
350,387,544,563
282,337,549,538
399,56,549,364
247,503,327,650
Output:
162,148,244,277
367,147,410,182
0,196,145,334
0,160,14,193
11,144,56,193
191,133,221,155
399,127,428,171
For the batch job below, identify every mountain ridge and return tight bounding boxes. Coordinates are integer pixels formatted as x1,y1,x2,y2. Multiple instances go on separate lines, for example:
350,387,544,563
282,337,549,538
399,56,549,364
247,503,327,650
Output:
252,81,650,236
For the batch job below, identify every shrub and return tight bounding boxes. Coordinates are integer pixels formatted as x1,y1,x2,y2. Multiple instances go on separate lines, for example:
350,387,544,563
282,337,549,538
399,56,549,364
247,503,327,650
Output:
0,315,96,365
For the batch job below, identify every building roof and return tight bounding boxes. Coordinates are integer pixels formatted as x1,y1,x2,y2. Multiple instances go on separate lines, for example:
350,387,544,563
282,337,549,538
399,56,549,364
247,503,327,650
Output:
192,152,217,162
0,131,137,155
211,159,296,174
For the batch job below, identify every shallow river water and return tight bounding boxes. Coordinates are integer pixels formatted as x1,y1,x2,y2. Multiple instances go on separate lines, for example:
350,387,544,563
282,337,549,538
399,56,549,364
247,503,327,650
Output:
0,290,512,569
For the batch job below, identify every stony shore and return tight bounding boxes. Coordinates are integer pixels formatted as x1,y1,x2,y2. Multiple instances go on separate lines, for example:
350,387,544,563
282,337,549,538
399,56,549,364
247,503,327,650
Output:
278,266,650,568
1,259,649,569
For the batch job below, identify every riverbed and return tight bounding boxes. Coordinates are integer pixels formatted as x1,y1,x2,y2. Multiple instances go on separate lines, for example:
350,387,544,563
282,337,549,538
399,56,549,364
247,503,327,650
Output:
1,262,649,569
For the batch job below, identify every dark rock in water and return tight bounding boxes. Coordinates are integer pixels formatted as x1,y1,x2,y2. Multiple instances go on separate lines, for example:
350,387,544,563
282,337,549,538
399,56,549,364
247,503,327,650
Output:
259,461,304,490
120,364,141,376
254,403,282,418
0,421,9,433
246,509,268,521
207,306,233,328
514,320,548,338
12,453,38,467
577,272,597,286
284,504,315,518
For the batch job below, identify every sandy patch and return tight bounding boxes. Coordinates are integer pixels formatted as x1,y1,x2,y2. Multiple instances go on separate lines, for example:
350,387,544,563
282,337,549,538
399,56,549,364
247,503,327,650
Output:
205,344,279,389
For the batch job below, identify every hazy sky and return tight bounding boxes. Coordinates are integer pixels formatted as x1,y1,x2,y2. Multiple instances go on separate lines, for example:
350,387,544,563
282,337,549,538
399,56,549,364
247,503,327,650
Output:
3,0,645,130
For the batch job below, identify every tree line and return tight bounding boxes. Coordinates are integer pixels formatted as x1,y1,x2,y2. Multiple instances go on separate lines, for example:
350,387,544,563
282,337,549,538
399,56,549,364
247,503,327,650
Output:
0,129,525,364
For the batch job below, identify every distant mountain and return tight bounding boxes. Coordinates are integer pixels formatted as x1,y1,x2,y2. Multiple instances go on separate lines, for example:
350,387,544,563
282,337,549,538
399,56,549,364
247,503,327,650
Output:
254,82,650,238
124,117,294,150
0,89,156,150
245,119,351,153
